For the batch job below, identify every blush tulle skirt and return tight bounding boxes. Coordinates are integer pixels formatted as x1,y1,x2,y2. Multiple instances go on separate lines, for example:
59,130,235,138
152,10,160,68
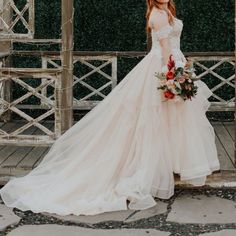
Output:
0,52,220,216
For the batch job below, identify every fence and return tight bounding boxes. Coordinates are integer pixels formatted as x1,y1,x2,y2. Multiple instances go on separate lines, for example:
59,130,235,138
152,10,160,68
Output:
0,51,234,146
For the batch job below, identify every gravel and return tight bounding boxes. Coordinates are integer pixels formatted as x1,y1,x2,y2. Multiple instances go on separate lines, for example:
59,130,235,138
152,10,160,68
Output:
0,188,235,236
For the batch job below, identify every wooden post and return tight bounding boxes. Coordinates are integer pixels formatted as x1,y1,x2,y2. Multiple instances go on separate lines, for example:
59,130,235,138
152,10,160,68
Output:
147,31,152,52
0,1,12,122
111,57,117,89
60,0,74,134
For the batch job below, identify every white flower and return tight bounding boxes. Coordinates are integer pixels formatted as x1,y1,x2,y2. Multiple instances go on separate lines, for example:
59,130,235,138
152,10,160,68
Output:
174,81,181,89
192,72,197,78
166,80,174,86
172,89,178,95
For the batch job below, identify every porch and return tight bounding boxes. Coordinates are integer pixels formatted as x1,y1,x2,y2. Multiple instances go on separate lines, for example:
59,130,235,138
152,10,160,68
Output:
0,120,235,186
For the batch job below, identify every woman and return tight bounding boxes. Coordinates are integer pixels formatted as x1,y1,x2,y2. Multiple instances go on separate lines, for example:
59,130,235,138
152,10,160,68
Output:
0,0,220,216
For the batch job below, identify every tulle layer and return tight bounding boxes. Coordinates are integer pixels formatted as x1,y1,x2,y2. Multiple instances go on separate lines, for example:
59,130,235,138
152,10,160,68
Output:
0,52,219,216
161,79,220,185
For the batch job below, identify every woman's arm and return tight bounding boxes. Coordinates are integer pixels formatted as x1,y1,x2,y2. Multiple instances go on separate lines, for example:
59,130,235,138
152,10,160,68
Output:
149,9,172,70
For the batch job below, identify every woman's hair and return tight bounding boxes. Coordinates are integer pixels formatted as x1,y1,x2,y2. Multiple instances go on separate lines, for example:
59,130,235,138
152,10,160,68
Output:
146,0,176,32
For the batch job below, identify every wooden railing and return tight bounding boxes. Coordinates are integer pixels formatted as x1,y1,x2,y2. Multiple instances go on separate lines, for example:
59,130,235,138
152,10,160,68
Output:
0,67,62,145
0,51,234,145
0,0,35,39
41,54,118,110
9,50,235,111
189,52,235,111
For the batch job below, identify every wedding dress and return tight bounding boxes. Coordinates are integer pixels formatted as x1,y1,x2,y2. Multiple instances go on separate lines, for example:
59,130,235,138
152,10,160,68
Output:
0,9,220,216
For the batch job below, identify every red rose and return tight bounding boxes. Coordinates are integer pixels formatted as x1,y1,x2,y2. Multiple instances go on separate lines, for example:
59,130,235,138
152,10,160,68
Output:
167,54,175,71
166,71,174,80
164,90,175,99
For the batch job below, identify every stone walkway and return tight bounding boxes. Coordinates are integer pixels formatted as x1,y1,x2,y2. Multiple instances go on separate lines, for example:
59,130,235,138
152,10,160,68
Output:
0,189,235,236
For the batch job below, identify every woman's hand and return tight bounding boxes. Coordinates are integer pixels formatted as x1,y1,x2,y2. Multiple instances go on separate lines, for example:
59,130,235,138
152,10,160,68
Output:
175,60,185,69
161,65,169,74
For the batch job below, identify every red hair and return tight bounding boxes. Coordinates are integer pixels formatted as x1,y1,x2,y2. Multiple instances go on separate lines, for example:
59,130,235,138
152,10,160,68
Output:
146,0,176,32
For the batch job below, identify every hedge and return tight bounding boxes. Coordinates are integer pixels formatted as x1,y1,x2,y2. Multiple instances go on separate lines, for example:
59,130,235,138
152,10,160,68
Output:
11,0,235,108
13,0,234,52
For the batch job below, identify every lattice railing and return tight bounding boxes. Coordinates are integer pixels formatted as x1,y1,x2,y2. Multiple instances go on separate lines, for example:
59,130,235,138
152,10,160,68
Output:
189,55,235,111
0,0,34,39
0,54,118,145
41,55,118,109
0,52,234,145
0,68,62,145
41,52,234,111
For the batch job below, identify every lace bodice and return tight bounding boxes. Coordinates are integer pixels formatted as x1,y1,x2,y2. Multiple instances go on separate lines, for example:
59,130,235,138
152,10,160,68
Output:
150,17,187,65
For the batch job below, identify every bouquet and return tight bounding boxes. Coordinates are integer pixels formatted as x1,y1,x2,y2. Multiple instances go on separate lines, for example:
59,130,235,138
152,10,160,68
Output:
156,55,198,102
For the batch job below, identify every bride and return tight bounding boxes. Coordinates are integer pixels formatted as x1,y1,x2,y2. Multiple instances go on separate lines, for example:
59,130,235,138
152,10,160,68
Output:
0,0,220,216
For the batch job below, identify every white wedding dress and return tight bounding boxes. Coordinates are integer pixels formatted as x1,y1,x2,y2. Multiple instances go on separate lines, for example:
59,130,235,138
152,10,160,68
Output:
0,10,220,216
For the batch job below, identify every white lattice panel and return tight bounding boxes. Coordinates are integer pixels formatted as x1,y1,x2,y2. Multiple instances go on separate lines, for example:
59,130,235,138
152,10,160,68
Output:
41,55,118,109
0,68,62,145
0,0,34,39
189,56,235,111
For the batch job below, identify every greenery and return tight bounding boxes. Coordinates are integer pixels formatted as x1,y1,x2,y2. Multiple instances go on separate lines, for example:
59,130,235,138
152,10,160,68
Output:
14,0,234,52
74,0,234,52
11,0,235,110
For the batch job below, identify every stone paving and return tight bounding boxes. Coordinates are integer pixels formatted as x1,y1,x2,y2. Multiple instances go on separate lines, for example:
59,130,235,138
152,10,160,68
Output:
0,205,21,231
0,189,235,236
7,225,171,236
167,194,236,224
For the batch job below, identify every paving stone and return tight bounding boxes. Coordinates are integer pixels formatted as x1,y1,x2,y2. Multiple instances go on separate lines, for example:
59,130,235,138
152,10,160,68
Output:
0,204,21,231
199,230,236,236
42,201,167,224
125,201,168,222
167,194,236,224
42,208,136,224
7,224,171,236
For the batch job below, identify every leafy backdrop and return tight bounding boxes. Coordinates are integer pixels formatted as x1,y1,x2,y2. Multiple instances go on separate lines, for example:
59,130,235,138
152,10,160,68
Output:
15,0,234,52
12,0,235,113
32,0,235,52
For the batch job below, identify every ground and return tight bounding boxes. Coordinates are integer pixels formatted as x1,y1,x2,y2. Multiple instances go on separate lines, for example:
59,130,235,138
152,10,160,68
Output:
0,188,235,236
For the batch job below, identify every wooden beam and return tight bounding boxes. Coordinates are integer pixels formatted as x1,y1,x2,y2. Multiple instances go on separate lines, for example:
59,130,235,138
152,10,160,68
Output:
0,2,12,122
0,52,10,58
28,0,35,37
0,38,62,43
147,31,152,52
175,171,236,188
0,67,62,77
60,0,74,134
8,50,235,57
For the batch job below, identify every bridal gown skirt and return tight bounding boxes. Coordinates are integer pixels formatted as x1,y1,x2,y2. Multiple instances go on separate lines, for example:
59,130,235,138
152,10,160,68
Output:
0,51,220,216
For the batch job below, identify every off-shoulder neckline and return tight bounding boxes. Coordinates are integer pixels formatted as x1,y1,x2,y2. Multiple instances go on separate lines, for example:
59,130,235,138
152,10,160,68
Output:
174,17,183,22
152,7,182,22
